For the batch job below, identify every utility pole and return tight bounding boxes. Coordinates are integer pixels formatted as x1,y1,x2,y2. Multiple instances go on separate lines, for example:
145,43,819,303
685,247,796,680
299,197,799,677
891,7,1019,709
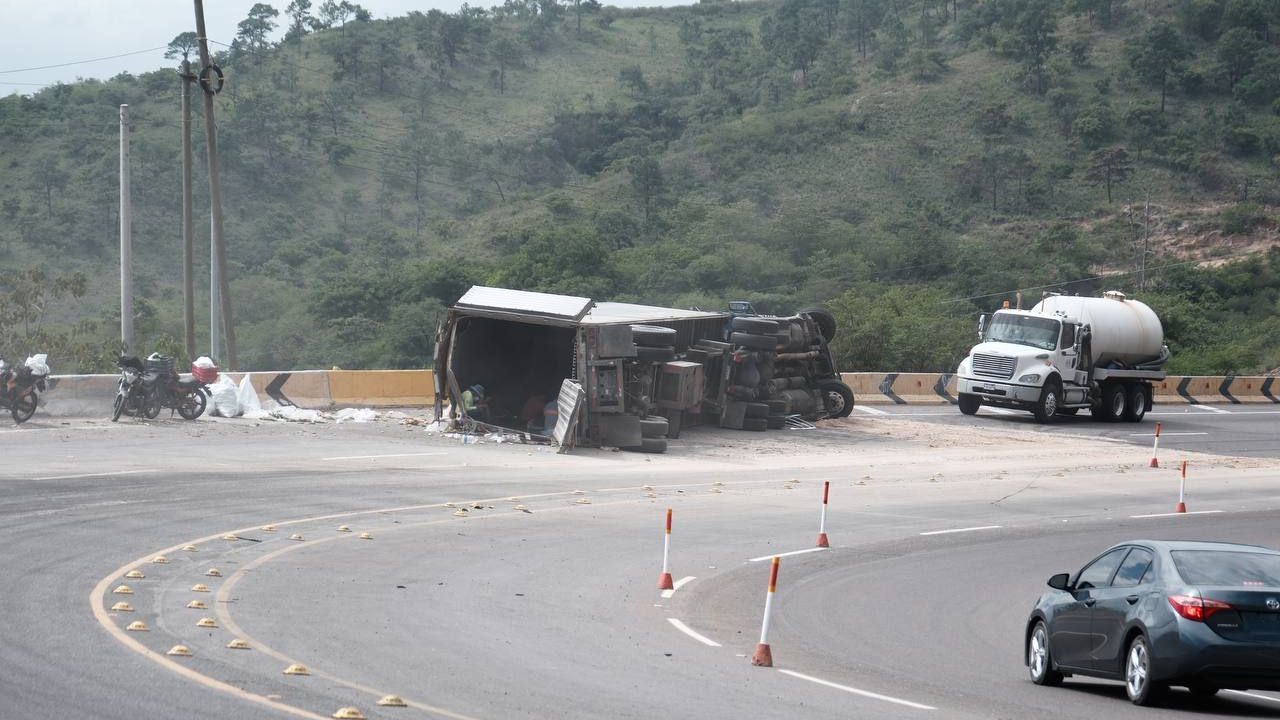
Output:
181,59,196,361
193,0,237,370
1141,188,1150,290
119,104,134,353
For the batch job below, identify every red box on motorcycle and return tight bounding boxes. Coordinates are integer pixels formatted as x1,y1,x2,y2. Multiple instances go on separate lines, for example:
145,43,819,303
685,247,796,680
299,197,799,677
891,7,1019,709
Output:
191,363,219,384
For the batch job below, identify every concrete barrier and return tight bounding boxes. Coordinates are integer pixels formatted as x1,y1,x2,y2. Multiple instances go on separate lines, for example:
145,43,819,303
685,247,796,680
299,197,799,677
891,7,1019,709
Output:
31,369,1277,418
328,370,434,407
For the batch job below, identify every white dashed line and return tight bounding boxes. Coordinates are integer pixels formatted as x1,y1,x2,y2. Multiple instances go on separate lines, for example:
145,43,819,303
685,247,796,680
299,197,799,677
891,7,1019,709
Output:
321,452,449,461
1127,432,1209,437
666,618,721,647
854,406,889,416
661,575,696,599
747,547,828,563
1189,404,1231,414
34,469,156,481
778,669,936,710
919,525,1003,536
1226,690,1280,705
1130,510,1224,519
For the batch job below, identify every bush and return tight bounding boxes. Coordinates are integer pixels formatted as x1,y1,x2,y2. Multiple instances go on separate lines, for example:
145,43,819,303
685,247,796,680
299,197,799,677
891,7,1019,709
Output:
1220,202,1267,235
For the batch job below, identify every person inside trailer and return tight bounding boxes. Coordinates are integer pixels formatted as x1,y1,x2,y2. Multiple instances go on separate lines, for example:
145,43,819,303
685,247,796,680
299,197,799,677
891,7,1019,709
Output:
461,384,490,423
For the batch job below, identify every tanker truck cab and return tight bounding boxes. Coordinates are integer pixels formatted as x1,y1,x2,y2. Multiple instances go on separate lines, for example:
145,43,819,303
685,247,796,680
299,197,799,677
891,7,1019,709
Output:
956,292,1169,424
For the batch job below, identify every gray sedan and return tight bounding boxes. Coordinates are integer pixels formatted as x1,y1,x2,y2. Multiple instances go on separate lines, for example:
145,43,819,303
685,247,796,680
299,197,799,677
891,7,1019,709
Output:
1025,540,1280,705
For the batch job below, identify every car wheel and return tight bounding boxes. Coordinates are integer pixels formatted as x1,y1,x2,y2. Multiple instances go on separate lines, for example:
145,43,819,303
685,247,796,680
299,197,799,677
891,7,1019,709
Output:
958,393,980,416
1123,384,1147,422
1028,621,1063,687
1032,381,1061,423
1125,635,1164,706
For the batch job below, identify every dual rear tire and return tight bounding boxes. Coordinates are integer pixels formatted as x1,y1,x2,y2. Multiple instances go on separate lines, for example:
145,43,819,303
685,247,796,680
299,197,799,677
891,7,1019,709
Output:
1093,383,1147,423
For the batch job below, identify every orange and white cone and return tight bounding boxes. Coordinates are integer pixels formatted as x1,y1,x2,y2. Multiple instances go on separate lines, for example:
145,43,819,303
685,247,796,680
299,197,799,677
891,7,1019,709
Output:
658,508,674,590
752,557,780,667
1149,423,1161,468
816,481,830,548
1175,460,1187,513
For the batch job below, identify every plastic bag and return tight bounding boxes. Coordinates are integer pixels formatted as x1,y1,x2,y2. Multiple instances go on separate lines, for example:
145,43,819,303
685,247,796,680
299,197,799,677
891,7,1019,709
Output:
236,375,262,415
24,354,50,376
334,408,377,423
208,376,240,417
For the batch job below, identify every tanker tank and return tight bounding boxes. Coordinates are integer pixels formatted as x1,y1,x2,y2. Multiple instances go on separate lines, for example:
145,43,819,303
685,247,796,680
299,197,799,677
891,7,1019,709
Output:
1032,292,1165,368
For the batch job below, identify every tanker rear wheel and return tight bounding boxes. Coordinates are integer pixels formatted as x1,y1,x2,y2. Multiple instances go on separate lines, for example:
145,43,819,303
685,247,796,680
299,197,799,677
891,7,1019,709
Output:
1123,384,1147,422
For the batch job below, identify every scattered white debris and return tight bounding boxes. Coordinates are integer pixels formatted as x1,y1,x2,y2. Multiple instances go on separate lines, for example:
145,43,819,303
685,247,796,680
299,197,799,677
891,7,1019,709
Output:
334,408,378,423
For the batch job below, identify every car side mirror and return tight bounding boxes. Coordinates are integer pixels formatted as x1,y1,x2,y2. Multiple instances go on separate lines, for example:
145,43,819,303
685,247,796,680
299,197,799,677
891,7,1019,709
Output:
1047,573,1071,591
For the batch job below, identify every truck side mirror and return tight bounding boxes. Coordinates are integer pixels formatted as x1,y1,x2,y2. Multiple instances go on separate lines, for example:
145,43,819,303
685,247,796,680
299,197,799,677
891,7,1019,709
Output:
977,314,987,341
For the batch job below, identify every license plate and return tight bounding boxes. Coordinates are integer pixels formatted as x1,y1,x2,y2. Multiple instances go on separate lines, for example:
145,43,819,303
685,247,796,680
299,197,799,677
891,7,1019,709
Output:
982,383,995,392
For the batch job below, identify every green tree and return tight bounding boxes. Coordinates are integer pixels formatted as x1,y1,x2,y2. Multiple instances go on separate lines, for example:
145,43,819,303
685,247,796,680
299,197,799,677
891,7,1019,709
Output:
32,155,68,219
1085,146,1133,203
285,0,315,43
1217,27,1264,89
164,32,199,64
1127,21,1192,112
761,0,828,80
236,3,280,59
628,156,664,228
1010,0,1058,94
490,37,523,94
840,0,885,60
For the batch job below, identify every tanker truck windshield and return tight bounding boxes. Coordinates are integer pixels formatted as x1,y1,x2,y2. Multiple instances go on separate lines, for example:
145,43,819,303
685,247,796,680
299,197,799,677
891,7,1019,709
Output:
984,315,1060,351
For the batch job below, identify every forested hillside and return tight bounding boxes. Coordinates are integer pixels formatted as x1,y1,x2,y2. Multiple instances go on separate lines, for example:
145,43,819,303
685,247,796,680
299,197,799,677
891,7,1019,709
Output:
1,0,1278,374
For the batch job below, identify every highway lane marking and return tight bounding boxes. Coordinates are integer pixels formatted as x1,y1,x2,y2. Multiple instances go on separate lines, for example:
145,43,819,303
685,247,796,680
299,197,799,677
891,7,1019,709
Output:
1127,432,1208,437
919,525,1002,536
982,407,1018,416
1130,510,1224,519
854,406,889,416
1218,686,1280,702
216,537,482,720
321,451,449,461
666,618,721,647
34,469,156,481
661,575,695,599
1188,404,1231,414
748,547,827,562
777,669,936,711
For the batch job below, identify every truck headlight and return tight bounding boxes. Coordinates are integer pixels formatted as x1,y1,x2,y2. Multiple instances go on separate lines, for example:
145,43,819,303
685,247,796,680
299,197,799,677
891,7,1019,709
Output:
1018,373,1042,383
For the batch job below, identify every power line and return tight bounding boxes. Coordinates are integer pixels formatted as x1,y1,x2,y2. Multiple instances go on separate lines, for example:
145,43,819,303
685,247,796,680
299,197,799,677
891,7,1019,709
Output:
0,47,168,74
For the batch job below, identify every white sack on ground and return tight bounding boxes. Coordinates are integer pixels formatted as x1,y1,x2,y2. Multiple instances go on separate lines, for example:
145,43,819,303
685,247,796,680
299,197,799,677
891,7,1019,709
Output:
334,408,377,423
209,376,240,417
237,375,262,414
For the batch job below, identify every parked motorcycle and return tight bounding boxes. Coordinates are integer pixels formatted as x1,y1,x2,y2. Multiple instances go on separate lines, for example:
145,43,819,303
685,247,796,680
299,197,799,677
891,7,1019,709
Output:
111,354,209,421
0,354,50,424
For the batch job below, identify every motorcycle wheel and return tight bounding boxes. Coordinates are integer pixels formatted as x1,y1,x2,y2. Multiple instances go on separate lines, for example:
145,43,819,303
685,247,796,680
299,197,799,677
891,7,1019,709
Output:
112,393,125,422
177,389,207,420
142,391,162,420
11,391,37,424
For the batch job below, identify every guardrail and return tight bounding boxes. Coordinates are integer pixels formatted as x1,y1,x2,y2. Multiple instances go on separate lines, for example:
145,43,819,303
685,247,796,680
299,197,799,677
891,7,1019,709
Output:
35,370,1277,418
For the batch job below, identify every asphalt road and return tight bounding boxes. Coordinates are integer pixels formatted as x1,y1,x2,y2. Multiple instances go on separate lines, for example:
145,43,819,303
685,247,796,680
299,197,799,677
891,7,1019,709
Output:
853,402,1280,459
4,413,1280,720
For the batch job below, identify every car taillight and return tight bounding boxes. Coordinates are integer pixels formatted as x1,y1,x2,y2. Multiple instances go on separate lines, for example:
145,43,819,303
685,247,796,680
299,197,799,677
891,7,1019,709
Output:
1168,594,1232,622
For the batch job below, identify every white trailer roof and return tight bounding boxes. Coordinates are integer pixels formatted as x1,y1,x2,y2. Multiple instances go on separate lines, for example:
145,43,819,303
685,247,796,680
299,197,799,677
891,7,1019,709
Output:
452,286,726,326
583,302,726,325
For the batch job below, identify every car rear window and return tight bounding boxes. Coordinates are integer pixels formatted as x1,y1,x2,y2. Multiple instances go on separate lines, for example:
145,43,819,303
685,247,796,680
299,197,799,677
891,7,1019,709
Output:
1172,550,1280,587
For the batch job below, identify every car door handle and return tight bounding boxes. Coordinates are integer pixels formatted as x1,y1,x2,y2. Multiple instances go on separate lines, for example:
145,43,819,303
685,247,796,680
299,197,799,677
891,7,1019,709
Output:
1083,599,1096,607
1126,595,1140,605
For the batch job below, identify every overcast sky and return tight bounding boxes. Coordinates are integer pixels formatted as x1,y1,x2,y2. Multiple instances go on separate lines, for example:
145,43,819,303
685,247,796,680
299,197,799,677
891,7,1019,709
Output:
0,0,675,93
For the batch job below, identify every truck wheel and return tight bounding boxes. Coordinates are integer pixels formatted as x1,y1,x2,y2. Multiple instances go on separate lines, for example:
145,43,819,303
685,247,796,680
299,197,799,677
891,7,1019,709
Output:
1099,382,1126,422
958,393,980,415
640,416,669,438
1123,384,1147,422
767,399,788,415
635,345,675,363
819,380,854,418
1031,380,1061,423
744,402,769,419
801,307,837,342
624,437,667,453
766,415,786,429
730,332,778,351
731,316,778,334
631,324,676,346
742,417,768,431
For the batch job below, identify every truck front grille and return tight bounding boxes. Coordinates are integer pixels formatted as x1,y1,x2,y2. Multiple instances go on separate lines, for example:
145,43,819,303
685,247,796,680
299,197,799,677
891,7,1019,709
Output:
972,353,1015,380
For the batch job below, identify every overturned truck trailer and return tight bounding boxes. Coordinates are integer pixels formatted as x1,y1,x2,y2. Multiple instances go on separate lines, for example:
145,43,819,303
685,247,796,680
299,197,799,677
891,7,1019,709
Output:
434,286,854,453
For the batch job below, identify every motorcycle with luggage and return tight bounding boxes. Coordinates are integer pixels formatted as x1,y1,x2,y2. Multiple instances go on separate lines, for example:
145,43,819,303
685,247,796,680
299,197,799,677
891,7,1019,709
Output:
0,354,51,424
111,353,214,421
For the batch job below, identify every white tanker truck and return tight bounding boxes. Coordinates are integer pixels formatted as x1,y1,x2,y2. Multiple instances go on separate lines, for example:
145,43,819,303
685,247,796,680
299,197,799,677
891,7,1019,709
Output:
955,291,1170,423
